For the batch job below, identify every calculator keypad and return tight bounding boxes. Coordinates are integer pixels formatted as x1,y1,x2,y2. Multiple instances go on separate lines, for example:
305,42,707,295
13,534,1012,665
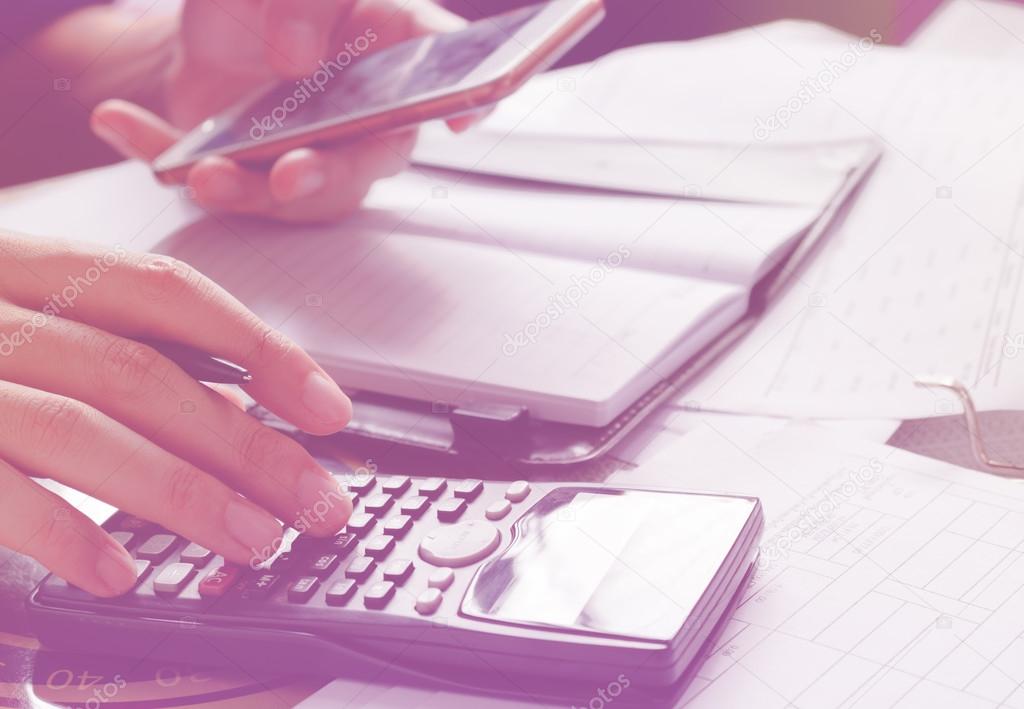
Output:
55,474,539,623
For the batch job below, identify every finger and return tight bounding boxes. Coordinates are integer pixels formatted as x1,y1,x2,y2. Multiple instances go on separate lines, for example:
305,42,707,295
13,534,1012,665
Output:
91,99,182,163
262,0,464,78
206,383,248,410
446,107,495,133
266,129,415,214
0,234,352,435
263,0,358,77
188,129,414,222
0,304,350,535
345,0,465,49
0,460,137,597
0,380,285,568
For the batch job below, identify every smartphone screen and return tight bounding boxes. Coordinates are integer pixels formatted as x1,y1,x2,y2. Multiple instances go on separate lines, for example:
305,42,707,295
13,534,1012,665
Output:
194,4,545,155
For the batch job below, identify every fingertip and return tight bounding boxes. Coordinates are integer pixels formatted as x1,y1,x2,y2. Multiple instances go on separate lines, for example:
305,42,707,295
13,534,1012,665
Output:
269,149,327,202
94,541,138,597
298,473,354,536
91,99,179,162
188,158,245,206
299,371,352,434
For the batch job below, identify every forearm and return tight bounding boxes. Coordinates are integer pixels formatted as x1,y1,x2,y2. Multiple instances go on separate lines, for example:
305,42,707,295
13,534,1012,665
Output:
0,5,178,186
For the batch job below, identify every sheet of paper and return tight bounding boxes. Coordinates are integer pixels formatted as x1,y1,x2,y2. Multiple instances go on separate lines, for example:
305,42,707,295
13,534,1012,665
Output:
609,419,1024,708
911,0,1024,60
672,41,1024,418
413,131,873,208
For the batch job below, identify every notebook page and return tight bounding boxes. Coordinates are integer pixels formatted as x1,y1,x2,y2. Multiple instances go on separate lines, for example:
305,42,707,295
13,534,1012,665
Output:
158,216,746,426
355,170,822,287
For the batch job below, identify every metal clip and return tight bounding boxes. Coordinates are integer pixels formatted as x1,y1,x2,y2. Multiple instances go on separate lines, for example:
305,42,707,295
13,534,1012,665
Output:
914,376,1024,476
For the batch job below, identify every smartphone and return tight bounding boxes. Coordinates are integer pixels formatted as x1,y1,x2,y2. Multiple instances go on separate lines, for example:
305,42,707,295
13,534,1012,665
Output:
153,0,605,182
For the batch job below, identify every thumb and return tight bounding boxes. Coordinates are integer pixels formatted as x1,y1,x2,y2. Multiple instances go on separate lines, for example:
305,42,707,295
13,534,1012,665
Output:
91,99,183,163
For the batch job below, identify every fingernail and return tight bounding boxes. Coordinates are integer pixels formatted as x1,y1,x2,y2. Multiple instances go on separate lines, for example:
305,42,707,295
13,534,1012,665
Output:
298,470,351,529
202,171,243,203
302,371,352,426
225,501,282,562
289,167,325,200
96,543,137,595
278,20,320,72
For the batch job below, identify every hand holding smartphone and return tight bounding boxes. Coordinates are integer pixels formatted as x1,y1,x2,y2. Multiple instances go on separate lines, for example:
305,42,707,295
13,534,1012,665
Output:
153,0,605,182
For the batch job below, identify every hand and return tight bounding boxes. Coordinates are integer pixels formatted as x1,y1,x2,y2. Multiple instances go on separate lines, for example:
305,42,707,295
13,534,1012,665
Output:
0,233,355,596
90,0,467,222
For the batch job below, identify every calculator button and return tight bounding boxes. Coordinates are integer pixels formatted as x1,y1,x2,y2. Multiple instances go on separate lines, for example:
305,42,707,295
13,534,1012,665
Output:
271,552,293,572
136,533,177,562
153,562,195,595
485,500,512,521
380,475,411,495
309,553,340,578
180,543,213,567
363,493,394,516
382,515,413,539
419,521,501,568
288,576,320,603
111,531,135,548
199,565,241,598
345,490,360,506
415,588,443,616
452,479,484,501
417,477,447,499
345,513,377,537
427,567,454,591
325,579,357,606
117,515,151,532
239,573,281,600
289,534,323,555
436,497,467,522
400,496,430,519
344,474,376,494
329,532,359,557
382,559,414,585
345,556,376,582
364,581,395,609
505,480,531,503
364,534,395,560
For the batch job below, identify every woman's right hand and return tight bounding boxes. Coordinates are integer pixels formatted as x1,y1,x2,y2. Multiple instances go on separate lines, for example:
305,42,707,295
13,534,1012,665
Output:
0,231,354,596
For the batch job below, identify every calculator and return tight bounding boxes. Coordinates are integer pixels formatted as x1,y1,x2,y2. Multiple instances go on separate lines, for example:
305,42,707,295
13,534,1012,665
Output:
27,472,762,699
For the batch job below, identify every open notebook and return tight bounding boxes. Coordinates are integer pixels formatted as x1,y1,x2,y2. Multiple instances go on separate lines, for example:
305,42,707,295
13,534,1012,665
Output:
158,142,873,427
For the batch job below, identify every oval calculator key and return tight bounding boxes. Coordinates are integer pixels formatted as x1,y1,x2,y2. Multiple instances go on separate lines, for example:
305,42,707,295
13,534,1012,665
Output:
419,521,501,568
427,567,455,591
415,588,443,616
485,499,512,521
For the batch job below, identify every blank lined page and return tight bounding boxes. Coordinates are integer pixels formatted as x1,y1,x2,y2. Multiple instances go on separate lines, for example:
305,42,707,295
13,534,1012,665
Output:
160,216,746,426
356,170,821,286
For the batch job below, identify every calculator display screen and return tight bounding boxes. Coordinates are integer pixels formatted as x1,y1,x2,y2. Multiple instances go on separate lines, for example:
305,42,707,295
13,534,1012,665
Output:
462,489,754,642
